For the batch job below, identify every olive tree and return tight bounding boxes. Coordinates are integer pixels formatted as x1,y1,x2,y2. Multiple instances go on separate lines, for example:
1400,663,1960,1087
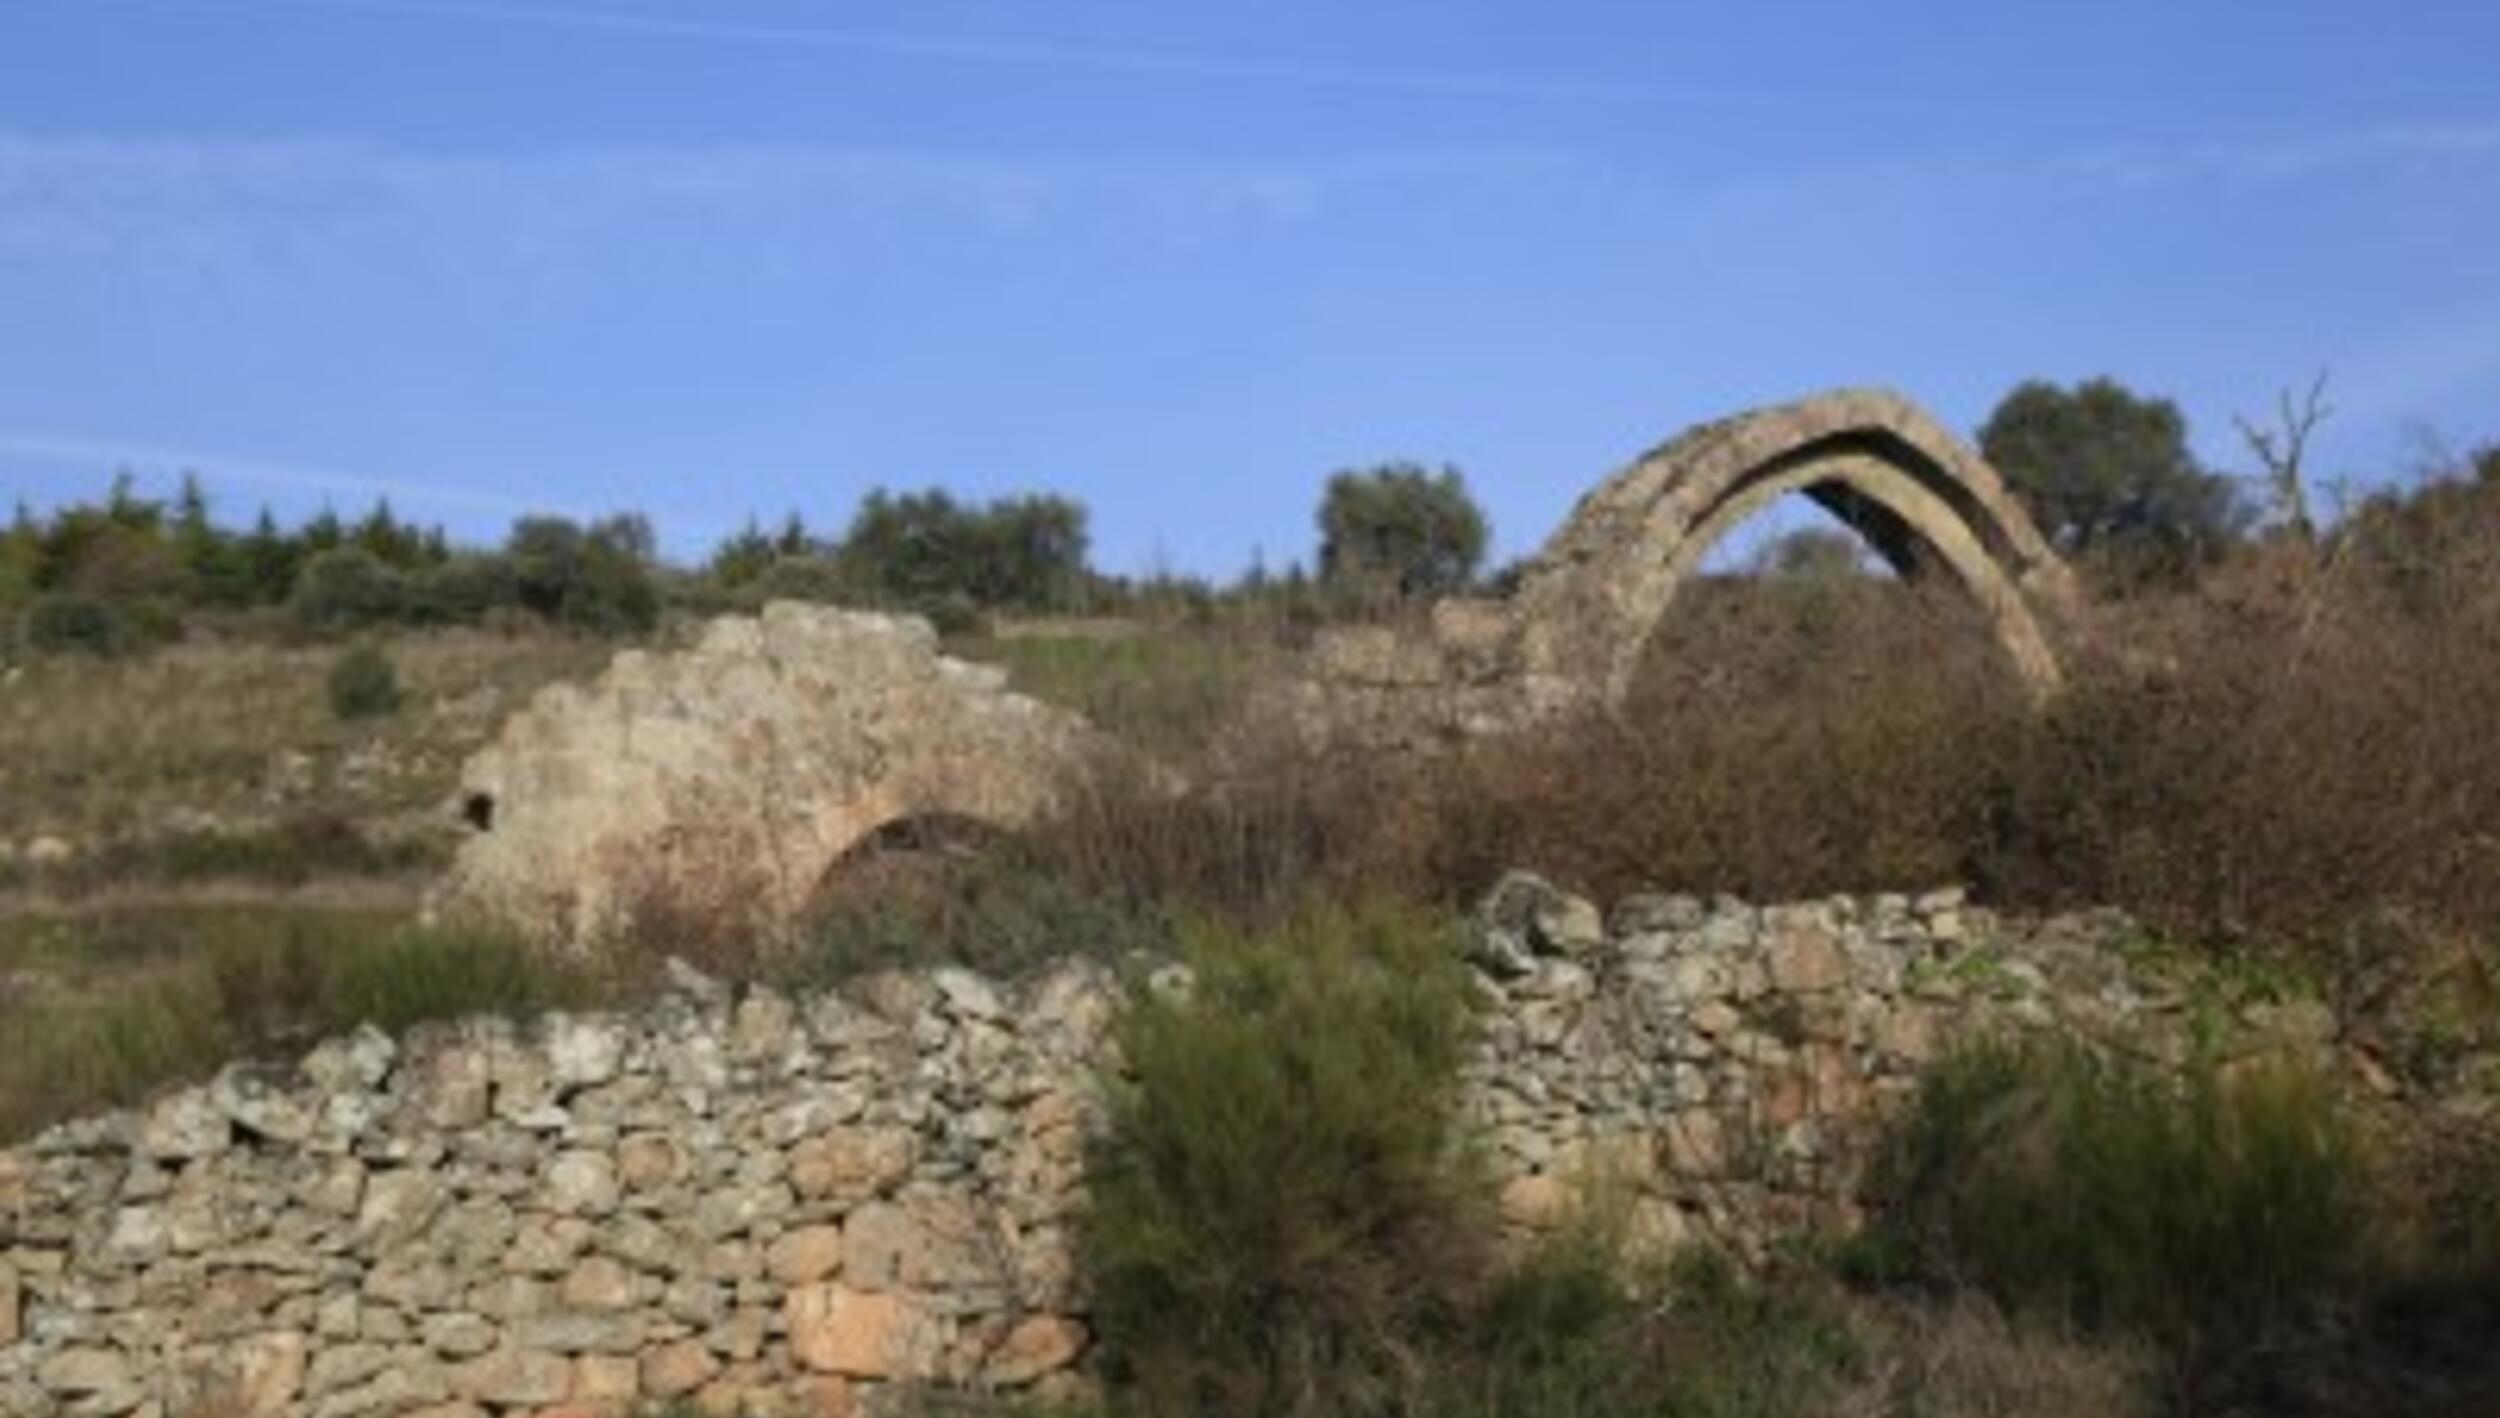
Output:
1979,377,2246,588
1316,463,1489,603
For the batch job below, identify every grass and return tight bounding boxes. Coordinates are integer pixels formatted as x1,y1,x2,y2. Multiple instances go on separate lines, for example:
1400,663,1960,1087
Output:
1850,1037,2380,1414
1859,1040,2362,1343
1845,1036,2500,1413
0,902,588,1139
1420,1242,1869,1418
0,626,608,847
948,617,1293,761
18,813,450,895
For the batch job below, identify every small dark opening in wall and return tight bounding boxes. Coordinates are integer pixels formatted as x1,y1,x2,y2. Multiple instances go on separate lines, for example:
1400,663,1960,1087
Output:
462,793,496,833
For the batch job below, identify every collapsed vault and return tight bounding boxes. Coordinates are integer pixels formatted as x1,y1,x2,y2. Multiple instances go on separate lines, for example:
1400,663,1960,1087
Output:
438,603,1094,946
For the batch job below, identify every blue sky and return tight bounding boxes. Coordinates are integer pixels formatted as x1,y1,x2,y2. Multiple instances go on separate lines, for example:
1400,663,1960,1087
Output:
3,0,2497,573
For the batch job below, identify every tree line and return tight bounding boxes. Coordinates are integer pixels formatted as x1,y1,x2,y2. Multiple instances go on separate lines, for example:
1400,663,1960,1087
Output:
0,474,667,654
0,460,1493,654
6,375,2492,656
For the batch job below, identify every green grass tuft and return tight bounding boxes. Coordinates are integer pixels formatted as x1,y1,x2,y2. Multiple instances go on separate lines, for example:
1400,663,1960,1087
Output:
1861,1038,2362,1348
0,906,587,1139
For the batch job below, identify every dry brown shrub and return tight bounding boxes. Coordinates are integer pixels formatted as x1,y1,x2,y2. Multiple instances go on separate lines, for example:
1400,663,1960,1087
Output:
1023,732,1417,927
1851,1296,2154,1418
625,483,2500,981
1399,576,2027,908
1363,542,2500,966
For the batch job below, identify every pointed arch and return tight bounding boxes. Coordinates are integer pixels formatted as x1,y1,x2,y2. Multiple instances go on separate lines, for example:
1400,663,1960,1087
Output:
1509,388,2080,704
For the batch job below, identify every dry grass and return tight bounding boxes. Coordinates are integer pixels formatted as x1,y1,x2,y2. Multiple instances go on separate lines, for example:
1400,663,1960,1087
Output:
948,616,1297,762
0,626,608,845
1853,1296,2155,1418
0,899,585,1139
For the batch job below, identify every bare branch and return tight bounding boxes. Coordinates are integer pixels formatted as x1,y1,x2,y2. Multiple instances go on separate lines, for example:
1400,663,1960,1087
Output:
2235,368,2332,548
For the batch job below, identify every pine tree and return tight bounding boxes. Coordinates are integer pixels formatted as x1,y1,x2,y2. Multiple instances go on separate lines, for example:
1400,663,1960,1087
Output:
244,507,300,604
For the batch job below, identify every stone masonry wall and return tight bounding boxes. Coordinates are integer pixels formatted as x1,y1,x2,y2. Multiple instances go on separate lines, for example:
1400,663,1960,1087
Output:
0,963,1113,1418
1,888,2335,1418
1460,876,2339,1254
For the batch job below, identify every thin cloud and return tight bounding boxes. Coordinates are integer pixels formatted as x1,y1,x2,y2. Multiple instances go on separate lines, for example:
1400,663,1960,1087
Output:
0,431,543,518
0,129,1577,265
1566,116,2500,260
105,0,1641,103
2058,121,2500,185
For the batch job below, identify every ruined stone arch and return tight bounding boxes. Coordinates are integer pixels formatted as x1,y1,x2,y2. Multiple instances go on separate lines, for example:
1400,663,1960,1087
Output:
1294,389,2088,747
439,604,1099,946
1507,387,2082,709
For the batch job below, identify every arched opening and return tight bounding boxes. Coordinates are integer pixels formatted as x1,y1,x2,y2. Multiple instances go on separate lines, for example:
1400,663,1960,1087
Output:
807,811,1009,908
1625,445,2063,698
1629,483,2015,716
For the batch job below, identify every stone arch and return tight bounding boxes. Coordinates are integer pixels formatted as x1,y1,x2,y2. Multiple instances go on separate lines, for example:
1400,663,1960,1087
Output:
439,604,1098,946
1508,387,2081,708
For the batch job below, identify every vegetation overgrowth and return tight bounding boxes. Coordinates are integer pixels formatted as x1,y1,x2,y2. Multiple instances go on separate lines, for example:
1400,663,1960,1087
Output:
7,381,2500,1415
1083,901,1485,1418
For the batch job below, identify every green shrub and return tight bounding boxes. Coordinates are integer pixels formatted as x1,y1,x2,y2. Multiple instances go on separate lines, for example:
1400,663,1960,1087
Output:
506,515,660,635
403,554,518,625
1081,898,1485,1418
327,643,403,719
23,591,127,656
1862,1039,2362,1348
750,554,854,604
291,546,405,629
917,589,988,637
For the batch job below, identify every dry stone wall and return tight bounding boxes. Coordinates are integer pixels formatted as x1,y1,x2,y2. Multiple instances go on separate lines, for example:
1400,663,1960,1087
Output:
2,887,2338,1418
1459,875,2339,1253
0,962,1113,1418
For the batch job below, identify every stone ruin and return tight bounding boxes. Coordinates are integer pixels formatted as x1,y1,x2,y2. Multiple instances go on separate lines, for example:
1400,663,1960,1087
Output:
1290,387,2087,748
434,390,2083,946
436,604,1096,948
0,886,2363,1418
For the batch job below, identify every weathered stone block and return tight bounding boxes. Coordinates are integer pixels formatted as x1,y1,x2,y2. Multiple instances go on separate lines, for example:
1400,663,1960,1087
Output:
765,1225,845,1286
785,1285,939,1379
454,1345,573,1407
984,1314,1087,1386
639,1338,720,1399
